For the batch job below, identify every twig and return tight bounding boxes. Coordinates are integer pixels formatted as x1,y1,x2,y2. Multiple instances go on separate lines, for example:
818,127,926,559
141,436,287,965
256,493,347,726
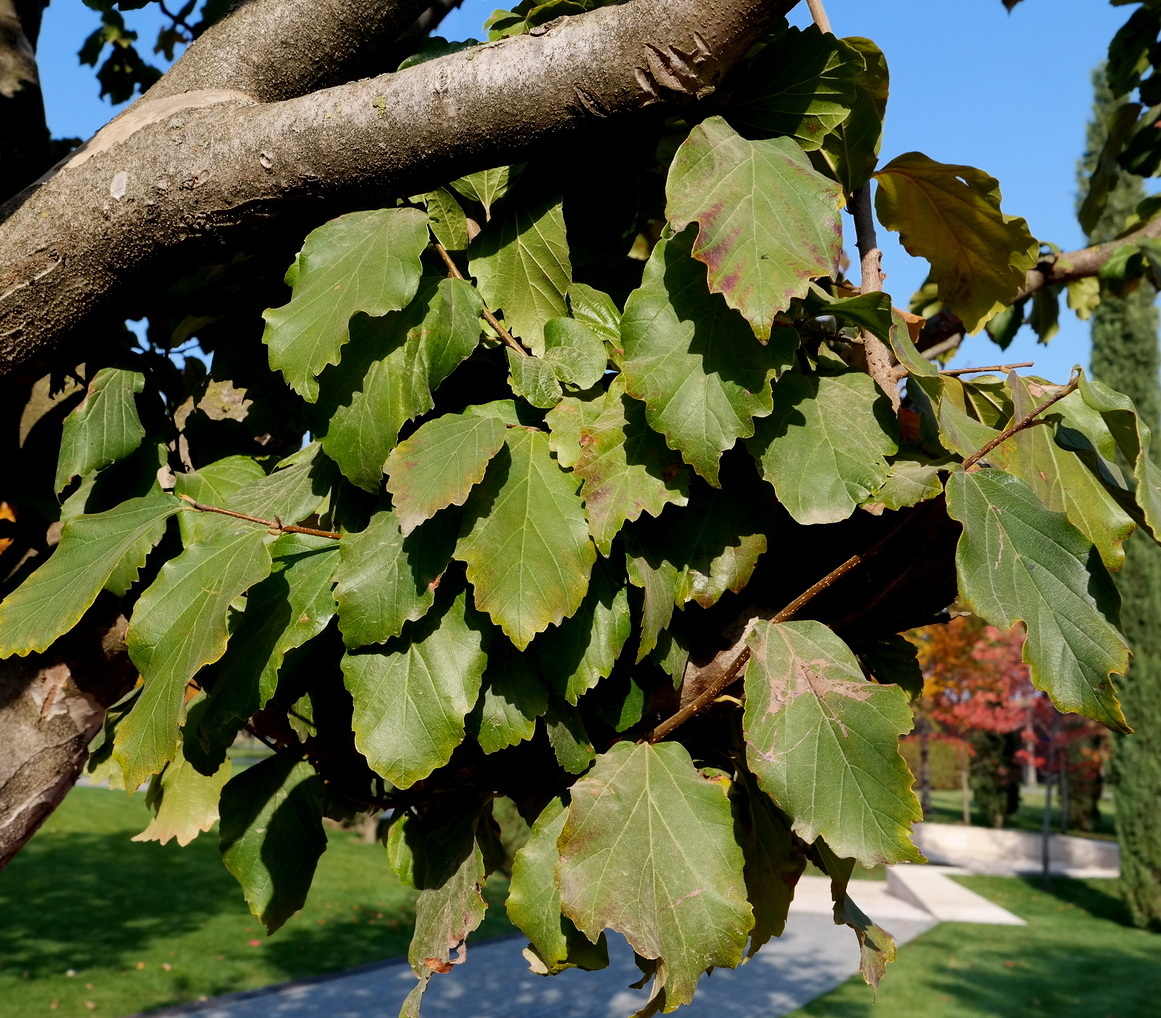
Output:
851,182,900,411
806,0,833,33
431,240,527,356
645,506,920,744
961,374,1079,471
178,494,342,540
940,362,1034,377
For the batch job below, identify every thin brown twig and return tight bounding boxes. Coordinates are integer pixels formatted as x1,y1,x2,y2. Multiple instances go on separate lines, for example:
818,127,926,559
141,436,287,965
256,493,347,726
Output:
961,374,1079,471
645,506,921,744
178,494,343,540
940,362,1034,377
806,0,833,32
431,239,527,356
850,182,900,412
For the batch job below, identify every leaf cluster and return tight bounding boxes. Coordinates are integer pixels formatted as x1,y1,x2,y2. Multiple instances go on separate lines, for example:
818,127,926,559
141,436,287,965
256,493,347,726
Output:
3,9,1161,1016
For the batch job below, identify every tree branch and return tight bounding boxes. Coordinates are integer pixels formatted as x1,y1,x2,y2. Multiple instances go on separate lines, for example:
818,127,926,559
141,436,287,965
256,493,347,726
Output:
141,0,438,104
1020,214,1161,299
0,0,795,380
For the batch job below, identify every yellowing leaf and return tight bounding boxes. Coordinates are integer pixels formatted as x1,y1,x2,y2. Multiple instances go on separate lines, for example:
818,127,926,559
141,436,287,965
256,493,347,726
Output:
874,153,1038,333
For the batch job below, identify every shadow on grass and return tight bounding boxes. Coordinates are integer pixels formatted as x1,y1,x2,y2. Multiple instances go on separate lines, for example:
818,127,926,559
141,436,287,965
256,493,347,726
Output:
0,830,236,977
1023,874,1136,928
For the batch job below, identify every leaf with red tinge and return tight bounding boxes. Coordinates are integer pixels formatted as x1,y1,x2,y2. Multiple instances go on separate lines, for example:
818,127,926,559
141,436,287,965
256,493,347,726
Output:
667,116,844,339
558,741,752,1011
742,620,923,867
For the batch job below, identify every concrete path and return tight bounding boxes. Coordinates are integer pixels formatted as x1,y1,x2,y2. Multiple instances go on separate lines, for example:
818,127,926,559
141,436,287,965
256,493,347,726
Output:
138,871,1022,1018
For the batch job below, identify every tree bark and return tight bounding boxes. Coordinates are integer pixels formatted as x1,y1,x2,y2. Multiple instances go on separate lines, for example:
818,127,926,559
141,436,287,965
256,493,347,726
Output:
0,0,792,382
0,0,49,198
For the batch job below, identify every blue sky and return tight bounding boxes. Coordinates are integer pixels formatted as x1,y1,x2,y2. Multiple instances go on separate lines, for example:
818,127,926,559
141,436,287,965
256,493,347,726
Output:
37,0,1149,384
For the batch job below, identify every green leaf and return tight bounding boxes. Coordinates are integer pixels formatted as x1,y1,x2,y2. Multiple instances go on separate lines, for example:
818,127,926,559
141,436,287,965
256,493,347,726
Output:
402,806,488,1008
342,589,487,788
54,367,146,492
333,510,455,648
667,117,844,339
227,443,335,526
747,370,898,525
536,562,631,703
456,428,596,649
116,524,275,787
542,317,607,389
263,208,430,401
507,798,610,975
874,153,1038,334
621,229,796,484
571,378,690,555
544,388,606,469
731,774,805,958
557,741,752,1010
1076,370,1161,541
865,453,944,513
219,755,327,933
203,533,339,726
132,750,231,848
814,292,894,341
727,25,861,149
631,480,769,613
319,277,484,490
450,165,514,217
424,187,470,250
470,190,570,353
945,468,1129,731
384,411,508,535
987,374,1134,571
0,492,182,657
466,642,547,753
742,620,923,866
568,283,621,346
543,695,595,774
817,37,889,192
809,839,897,989
507,348,563,408
624,539,678,662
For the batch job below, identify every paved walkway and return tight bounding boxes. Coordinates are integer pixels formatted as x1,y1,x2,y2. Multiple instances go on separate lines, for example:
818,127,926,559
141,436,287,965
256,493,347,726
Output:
138,868,1021,1018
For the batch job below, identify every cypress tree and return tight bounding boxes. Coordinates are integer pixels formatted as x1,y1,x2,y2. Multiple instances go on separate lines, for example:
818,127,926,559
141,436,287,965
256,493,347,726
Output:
1081,69,1161,929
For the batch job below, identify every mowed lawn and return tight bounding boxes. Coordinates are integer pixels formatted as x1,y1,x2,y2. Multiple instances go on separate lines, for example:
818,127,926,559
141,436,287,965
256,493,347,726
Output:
0,785,516,1017
791,874,1161,1018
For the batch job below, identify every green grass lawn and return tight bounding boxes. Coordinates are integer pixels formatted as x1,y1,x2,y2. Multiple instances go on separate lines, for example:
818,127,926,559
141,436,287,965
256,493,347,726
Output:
0,785,516,1018
790,874,1161,1018
923,787,1119,840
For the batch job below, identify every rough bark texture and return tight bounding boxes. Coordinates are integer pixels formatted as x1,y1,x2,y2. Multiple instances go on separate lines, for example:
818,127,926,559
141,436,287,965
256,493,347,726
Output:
0,656,103,869
141,0,437,103
0,0,792,382
0,613,137,871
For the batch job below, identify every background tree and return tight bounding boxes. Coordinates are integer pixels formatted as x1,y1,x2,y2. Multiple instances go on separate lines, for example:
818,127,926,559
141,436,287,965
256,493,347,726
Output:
1,0,1161,1012
1081,63,1161,930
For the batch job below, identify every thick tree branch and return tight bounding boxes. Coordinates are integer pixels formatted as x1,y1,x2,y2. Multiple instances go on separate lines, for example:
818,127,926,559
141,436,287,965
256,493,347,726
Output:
142,0,437,103
0,0,795,380
1020,213,1161,299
